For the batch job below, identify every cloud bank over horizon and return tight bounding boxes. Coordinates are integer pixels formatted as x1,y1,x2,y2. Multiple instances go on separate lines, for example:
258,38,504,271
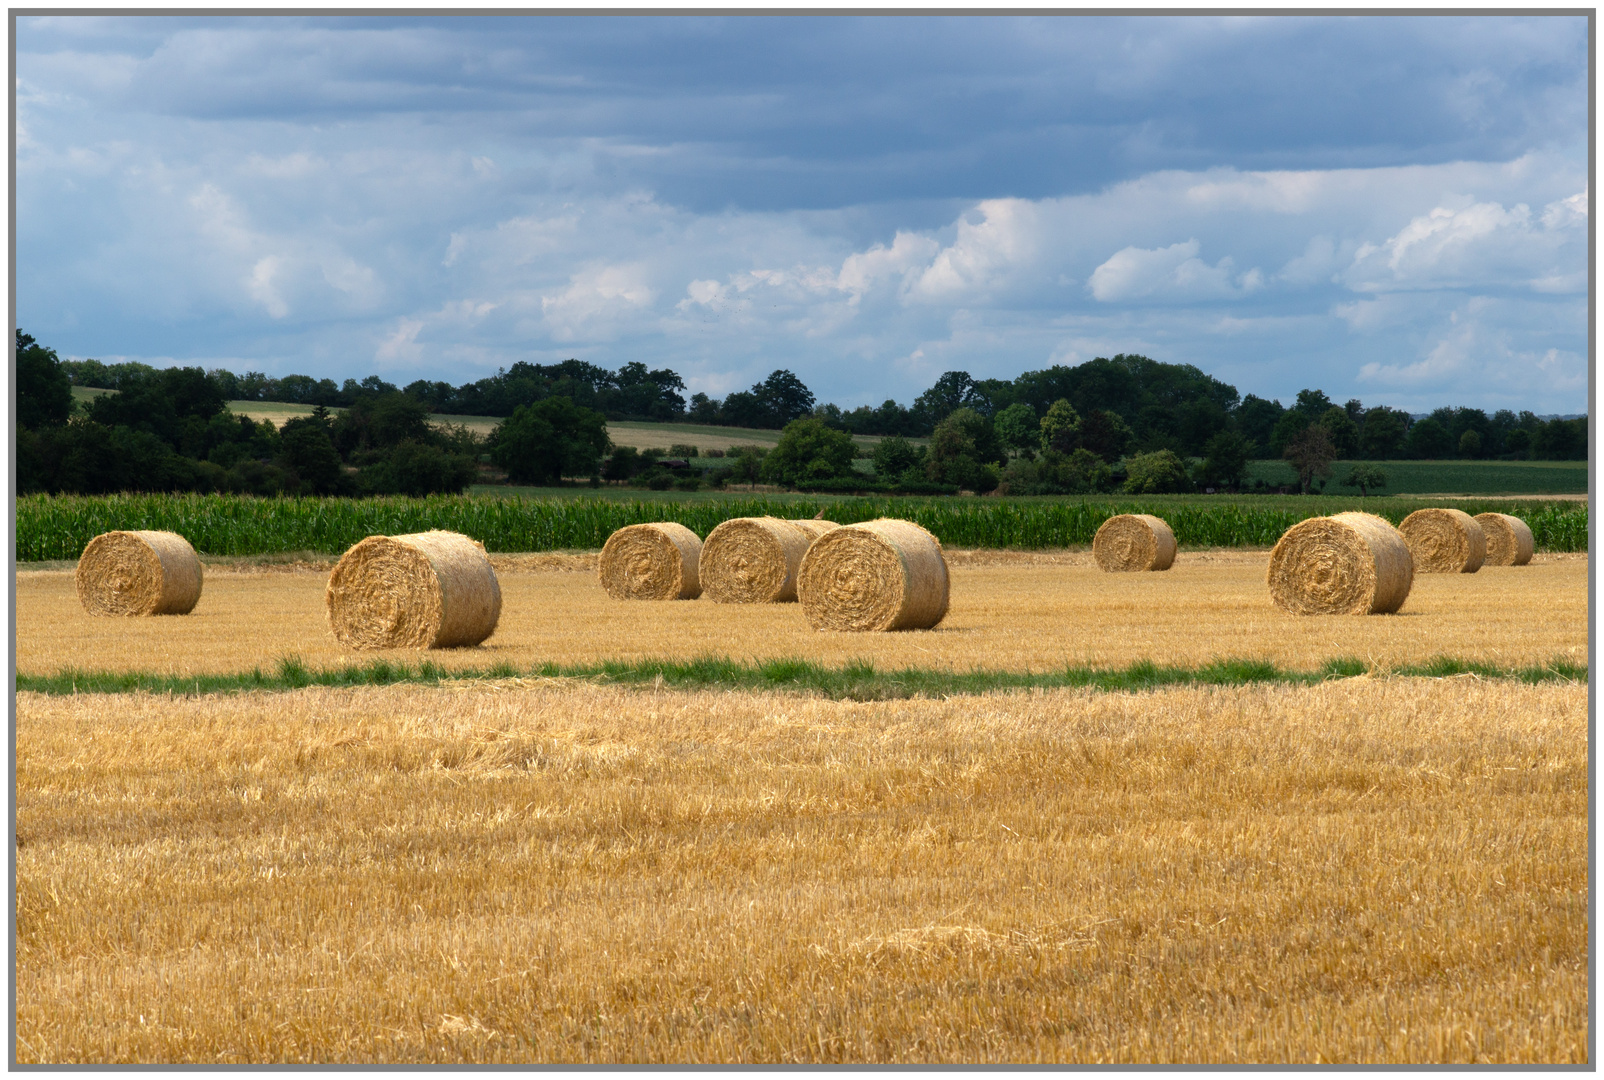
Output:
17,14,1588,414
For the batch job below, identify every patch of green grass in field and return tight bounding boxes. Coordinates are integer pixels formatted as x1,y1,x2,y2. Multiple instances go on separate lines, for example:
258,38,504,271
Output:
1246,458,1587,496
18,654,1586,700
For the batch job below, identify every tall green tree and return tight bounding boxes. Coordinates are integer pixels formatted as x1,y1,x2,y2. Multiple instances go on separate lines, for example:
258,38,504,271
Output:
1293,388,1334,418
491,397,610,485
912,371,980,428
1283,424,1336,493
1404,416,1453,459
1317,406,1359,457
1038,399,1082,454
1234,394,1284,457
1076,409,1134,462
1359,406,1409,459
277,416,347,495
16,330,75,429
1195,429,1251,490
925,407,1002,492
760,417,856,486
753,369,815,426
992,402,1038,458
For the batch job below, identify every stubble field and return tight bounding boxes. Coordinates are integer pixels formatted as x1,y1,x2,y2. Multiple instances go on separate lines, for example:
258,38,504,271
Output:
15,551,1589,1063
15,550,1588,678
16,678,1586,1063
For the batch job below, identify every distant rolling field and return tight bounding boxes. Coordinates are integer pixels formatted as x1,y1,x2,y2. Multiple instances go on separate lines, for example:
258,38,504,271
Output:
223,403,903,454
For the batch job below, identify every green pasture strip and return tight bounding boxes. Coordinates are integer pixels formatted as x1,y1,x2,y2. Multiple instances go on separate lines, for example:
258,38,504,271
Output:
1246,458,1588,496
15,492,1589,561
17,655,1587,701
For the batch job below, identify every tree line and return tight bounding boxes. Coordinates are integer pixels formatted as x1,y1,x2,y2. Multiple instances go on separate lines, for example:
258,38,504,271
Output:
56,347,1585,461
19,328,1587,498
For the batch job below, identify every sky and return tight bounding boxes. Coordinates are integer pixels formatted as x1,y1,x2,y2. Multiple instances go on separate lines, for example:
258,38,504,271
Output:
15,14,1590,414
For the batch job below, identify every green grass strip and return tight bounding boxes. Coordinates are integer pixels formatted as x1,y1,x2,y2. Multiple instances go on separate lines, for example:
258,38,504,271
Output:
16,654,1587,701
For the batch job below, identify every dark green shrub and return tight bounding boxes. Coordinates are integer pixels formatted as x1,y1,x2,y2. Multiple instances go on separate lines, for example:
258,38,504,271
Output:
761,417,857,487
359,441,478,495
1123,449,1192,495
872,435,924,479
490,396,610,484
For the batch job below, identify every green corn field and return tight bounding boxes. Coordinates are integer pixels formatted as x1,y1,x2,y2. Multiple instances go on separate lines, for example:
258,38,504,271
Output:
15,492,1589,561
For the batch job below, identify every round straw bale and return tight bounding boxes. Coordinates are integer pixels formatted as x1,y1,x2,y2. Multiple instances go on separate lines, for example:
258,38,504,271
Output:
326,530,501,649
1267,512,1413,615
1473,512,1534,566
701,517,813,604
75,530,203,616
786,518,839,542
1398,508,1486,573
1092,513,1177,572
797,518,949,631
599,522,702,600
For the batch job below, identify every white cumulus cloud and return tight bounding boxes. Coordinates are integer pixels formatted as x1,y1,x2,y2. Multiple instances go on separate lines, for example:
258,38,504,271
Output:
541,263,658,342
1344,192,1586,293
909,199,1038,301
1088,239,1260,302
836,231,941,301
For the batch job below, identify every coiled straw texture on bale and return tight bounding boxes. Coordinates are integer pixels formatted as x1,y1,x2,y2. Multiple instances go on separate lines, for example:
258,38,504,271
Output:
1474,512,1535,566
75,530,203,616
1092,513,1177,572
701,517,814,604
599,522,702,600
786,518,839,542
1399,508,1486,574
797,518,949,632
326,530,501,649
1267,512,1413,616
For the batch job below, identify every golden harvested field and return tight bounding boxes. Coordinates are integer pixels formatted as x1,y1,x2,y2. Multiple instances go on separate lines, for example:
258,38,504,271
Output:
17,551,1587,677
16,678,1585,1064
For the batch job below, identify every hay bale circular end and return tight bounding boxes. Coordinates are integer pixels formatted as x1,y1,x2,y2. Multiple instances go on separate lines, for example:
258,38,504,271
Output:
701,517,814,604
1267,512,1413,615
797,518,949,631
1474,512,1534,566
75,530,203,616
327,530,501,649
599,522,702,600
1092,514,1176,572
1398,508,1486,573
